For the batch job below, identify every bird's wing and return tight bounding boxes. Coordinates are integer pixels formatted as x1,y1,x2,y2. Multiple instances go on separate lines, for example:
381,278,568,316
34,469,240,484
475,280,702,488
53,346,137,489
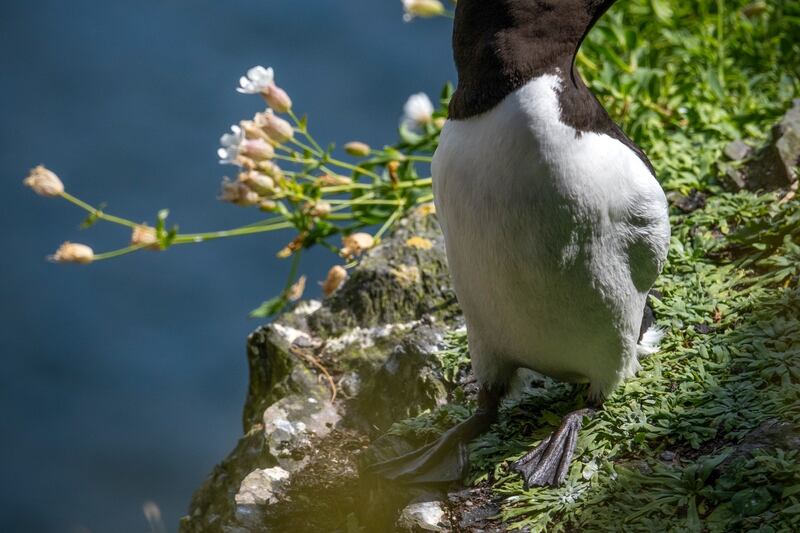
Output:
624,187,671,293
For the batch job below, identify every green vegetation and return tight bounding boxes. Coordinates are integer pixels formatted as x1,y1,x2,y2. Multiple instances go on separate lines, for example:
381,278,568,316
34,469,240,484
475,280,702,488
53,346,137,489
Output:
28,1,800,528
394,1,800,531
581,0,799,192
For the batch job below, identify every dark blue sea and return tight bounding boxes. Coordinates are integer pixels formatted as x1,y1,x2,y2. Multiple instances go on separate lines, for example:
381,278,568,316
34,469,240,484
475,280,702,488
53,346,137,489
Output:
0,1,454,531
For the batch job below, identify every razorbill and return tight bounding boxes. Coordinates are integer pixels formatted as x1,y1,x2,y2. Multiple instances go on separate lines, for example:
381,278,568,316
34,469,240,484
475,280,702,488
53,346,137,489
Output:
372,0,670,487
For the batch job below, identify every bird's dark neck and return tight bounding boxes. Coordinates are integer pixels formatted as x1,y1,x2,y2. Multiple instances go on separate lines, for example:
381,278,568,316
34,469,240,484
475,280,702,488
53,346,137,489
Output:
448,0,654,174
449,0,607,121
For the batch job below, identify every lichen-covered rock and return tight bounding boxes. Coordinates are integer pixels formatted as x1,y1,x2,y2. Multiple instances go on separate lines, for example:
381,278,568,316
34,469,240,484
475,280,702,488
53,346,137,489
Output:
235,467,290,506
353,322,449,431
309,207,456,335
181,208,461,532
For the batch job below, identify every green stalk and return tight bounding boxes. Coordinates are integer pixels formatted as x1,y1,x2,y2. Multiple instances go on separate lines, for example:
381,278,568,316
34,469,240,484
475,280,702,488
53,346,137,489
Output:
374,204,405,241
92,244,151,261
325,157,383,182
173,221,295,243
287,109,325,154
60,192,139,229
716,0,726,86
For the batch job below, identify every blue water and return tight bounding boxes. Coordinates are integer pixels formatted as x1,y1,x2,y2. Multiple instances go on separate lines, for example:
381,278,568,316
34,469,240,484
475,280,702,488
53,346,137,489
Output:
0,1,455,531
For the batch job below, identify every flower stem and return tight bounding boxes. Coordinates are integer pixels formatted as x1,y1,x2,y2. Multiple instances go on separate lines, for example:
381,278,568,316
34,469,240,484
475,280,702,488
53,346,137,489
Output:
174,220,295,243
401,155,434,163
93,244,151,261
288,109,325,155
60,192,139,229
325,157,382,181
283,248,303,292
374,204,405,241
289,137,323,157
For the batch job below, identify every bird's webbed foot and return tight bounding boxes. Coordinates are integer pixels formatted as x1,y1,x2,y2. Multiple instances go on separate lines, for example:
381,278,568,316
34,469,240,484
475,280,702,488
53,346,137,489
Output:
511,407,595,488
368,388,501,485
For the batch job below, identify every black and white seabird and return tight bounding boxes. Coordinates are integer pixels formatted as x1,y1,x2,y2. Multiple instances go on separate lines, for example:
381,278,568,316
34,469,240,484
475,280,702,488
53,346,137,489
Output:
372,0,670,487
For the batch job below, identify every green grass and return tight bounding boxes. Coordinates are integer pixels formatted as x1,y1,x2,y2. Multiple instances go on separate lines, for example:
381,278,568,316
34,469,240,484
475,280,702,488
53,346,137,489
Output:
472,190,800,532
391,1,800,531
581,0,799,192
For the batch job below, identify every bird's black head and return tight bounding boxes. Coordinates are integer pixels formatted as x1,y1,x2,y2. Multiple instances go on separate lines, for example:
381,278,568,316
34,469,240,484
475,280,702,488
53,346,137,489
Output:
449,0,617,119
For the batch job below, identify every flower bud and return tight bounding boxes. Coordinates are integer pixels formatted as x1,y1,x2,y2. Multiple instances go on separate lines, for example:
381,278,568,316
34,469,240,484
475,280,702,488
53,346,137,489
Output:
263,85,292,113
322,265,348,296
344,141,371,157
50,242,94,264
255,110,294,144
304,200,331,218
24,165,64,197
402,0,445,21
341,232,374,258
239,138,275,161
259,200,279,212
239,171,275,195
387,160,401,186
315,174,352,187
131,225,159,249
234,155,257,170
286,275,306,302
240,120,271,142
277,233,306,258
220,179,260,206
258,160,284,179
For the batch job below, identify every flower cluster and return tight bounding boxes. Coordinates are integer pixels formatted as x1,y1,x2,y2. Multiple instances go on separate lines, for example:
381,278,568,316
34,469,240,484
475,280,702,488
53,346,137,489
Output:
24,62,446,317
216,69,300,212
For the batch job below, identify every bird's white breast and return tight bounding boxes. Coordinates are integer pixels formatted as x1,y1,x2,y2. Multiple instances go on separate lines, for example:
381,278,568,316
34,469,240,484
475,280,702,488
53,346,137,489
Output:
432,74,669,398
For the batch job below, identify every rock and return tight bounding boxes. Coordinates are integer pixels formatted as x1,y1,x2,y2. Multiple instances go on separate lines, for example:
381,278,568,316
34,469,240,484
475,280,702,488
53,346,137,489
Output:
746,99,800,189
722,100,800,191
234,467,290,506
179,427,273,533
396,500,450,532
262,386,339,470
354,323,449,431
309,207,457,335
722,165,749,190
667,189,706,213
723,139,752,161
723,419,800,466
181,208,462,533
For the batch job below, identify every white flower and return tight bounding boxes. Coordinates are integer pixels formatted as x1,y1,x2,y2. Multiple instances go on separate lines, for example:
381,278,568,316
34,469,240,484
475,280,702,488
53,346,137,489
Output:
218,125,245,164
402,92,434,130
237,65,274,94
402,0,445,22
